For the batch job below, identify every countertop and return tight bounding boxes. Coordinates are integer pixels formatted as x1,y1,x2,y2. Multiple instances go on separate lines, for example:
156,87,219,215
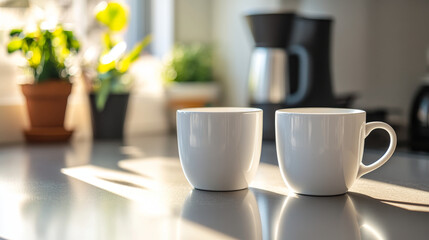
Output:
0,135,428,240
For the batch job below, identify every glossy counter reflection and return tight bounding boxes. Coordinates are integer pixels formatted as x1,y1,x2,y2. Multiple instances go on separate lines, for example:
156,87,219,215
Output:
0,135,428,239
276,194,360,240
181,189,261,240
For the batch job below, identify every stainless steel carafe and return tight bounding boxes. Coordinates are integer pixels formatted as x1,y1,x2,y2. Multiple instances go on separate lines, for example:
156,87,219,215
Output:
248,47,288,103
246,13,295,105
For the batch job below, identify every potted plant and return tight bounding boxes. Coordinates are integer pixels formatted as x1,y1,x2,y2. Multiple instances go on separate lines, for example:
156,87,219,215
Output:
7,22,80,142
85,1,151,139
162,44,219,129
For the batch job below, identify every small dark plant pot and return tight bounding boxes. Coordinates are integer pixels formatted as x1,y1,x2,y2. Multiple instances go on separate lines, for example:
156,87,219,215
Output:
89,93,130,140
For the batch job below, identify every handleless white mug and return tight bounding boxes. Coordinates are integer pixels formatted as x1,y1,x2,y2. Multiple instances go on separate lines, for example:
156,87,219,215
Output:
177,107,263,191
276,108,397,196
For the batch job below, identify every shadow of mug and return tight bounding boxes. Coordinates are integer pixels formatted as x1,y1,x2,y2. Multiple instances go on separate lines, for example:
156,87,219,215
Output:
181,189,262,240
276,194,360,240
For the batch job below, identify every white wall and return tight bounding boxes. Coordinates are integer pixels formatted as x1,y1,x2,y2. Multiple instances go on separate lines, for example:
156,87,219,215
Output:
175,0,212,44
298,0,429,125
363,0,429,124
152,0,175,58
126,0,151,49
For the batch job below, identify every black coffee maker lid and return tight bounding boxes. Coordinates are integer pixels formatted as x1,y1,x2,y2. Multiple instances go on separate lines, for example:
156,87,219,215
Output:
246,12,295,48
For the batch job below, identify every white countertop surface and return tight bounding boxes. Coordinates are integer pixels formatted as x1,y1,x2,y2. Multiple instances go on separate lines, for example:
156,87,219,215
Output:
0,135,428,240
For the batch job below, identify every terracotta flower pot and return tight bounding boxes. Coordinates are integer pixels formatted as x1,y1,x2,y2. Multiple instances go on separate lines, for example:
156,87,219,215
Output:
165,82,220,130
21,81,72,128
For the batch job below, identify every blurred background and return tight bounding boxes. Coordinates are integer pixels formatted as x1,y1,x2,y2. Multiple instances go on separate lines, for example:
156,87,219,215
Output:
0,0,429,150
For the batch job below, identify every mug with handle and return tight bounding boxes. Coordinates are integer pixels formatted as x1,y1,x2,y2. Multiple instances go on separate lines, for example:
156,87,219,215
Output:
276,108,397,196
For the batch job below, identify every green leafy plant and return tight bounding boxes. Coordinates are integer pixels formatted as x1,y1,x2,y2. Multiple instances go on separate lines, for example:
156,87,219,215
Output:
7,23,80,83
91,1,151,111
162,44,213,84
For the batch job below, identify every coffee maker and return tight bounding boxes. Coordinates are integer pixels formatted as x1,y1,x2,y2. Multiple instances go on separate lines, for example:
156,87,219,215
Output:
246,13,338,140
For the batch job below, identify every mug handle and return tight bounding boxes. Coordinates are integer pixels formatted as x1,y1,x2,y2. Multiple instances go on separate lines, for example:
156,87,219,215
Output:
357,122,397,178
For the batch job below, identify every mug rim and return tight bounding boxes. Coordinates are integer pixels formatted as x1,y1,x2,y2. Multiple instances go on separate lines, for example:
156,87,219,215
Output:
276,108,365,115
178,107,262,113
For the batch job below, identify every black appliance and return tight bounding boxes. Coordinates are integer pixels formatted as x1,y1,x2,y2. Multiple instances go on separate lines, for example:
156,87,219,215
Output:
246,13,348,140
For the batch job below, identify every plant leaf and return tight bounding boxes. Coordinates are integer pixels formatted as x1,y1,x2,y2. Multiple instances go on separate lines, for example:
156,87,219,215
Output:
6,23,79,83
7,37,22,53
162,44,213,83
97,41,127,73
95,2,128,32
96,76,111,111
117,34,151,73
64,30,80,52
28,47,42,68
102,32,114,50
36,57,61,83
97,58,116,73
9,29,22,37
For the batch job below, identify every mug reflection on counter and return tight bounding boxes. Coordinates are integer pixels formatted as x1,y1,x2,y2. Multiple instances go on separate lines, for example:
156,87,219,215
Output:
275,194,360,240
180,189,262,240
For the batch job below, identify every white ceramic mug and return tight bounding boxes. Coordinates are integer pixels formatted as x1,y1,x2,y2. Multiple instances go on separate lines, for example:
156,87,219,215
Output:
177,107,263,191
276,108,397,196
